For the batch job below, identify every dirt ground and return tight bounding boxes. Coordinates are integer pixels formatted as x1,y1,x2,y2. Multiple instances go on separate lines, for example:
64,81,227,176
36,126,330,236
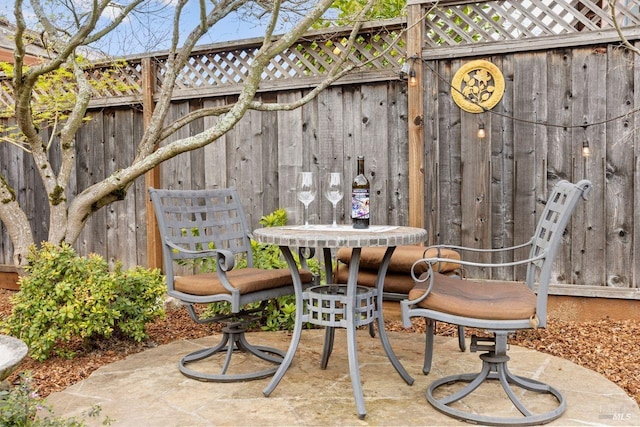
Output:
0,288,638,407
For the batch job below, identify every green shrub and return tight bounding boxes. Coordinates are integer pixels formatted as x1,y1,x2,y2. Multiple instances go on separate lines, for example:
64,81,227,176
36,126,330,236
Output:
1,242,166,361
0,372,112,426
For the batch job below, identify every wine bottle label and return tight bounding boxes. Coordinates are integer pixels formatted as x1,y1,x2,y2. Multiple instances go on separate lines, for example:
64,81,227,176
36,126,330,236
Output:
351,189,370,219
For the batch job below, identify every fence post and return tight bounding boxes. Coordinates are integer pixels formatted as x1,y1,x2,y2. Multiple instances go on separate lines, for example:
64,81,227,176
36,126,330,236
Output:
142,57,163,270
407,3,425,232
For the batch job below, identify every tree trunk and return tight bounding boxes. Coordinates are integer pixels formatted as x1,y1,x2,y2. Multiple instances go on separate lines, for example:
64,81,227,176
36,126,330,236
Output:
0,195,34,267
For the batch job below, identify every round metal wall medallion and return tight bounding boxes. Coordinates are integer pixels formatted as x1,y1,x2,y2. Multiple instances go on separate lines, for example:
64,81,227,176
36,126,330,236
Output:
451,60,505,113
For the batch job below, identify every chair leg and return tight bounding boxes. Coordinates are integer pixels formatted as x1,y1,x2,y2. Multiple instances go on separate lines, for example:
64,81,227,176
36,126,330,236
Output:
425,331,566,426
458,325,466,351
179,322,285,382
422,318,435,374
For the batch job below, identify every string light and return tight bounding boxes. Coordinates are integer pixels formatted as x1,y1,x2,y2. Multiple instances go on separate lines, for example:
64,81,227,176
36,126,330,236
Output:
409,67,417,87
403,56,419,87
477,123,486,139
582,140,591,157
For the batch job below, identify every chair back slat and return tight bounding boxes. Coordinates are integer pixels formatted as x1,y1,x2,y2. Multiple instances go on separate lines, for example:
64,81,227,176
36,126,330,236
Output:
149,187,253,267
526,179,592,293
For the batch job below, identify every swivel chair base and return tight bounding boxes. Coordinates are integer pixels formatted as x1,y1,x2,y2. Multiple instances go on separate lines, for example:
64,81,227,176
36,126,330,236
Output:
426,334,566,426
179,323,285,382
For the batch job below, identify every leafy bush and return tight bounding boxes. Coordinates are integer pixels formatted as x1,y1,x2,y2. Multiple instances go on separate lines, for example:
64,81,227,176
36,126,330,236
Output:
1,242,166,361
0,372,112,426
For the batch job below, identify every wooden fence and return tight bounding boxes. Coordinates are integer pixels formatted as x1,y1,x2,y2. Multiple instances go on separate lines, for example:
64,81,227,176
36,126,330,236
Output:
2,0,640,299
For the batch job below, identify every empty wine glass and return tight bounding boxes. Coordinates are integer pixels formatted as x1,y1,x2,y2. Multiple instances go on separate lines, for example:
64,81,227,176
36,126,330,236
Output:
324,172,343,227
296,172,316,226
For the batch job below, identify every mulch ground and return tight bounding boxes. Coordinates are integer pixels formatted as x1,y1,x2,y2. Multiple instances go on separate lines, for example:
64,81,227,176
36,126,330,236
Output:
1,288,638,407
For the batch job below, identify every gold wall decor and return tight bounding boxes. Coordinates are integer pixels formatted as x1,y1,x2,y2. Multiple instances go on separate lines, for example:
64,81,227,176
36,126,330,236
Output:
451,60,505,113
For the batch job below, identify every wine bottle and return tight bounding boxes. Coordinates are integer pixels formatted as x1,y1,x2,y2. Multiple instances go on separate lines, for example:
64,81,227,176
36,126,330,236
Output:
351,156,370,229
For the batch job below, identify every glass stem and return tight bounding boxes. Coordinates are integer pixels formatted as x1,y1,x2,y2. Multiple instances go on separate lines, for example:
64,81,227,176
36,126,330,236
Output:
304,204,309,226
332,204,337,226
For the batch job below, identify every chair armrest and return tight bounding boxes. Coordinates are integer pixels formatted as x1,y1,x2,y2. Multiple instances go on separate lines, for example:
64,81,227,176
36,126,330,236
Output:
164,239,235,268
410,253,546,282
164,239,240,293
423,239,534,256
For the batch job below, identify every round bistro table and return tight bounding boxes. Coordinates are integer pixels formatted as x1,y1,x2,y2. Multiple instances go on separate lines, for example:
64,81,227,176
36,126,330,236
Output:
253,224,427,419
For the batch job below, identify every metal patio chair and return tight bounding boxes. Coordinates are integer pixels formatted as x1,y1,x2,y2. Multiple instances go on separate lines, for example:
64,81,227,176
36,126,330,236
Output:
401,179,592,425
149,187,314,382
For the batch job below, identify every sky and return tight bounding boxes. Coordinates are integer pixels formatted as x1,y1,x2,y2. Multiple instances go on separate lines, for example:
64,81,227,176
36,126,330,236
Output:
1,0,301,56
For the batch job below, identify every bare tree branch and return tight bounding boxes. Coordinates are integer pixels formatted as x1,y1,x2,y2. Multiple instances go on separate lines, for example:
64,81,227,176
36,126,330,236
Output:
609,0,640,56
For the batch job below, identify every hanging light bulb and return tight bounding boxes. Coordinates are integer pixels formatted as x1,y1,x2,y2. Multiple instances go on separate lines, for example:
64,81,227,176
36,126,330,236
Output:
477,123,486,139
582,140,591,157
409,67,417,87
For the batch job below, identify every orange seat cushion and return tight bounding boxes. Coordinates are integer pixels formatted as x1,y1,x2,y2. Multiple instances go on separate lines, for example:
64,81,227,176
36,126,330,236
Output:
336,246,461,275
408,272,537,321
334,263,415,293
174,268,313,296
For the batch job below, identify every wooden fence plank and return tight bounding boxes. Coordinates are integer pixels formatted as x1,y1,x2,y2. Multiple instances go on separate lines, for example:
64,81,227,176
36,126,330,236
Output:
276,91,305,225
545,48,575,282
0,126,16,262
226,108,263,226
460,107,491,278
317,87,345,225
432,60,463,247
423,59,439,244
131,110,147,267
188,99,206,191
387,83,410,226
104,109,119,268
161,102,193,190
258,93,280,218
489,55,515,280
511,53,541,279
604,46,634,288
529,52,551,281
203,97,229,190
634,40,640,288
342,87,363,226
75,112,106,256
114,108,139,268
361,84,390,226
571,47,607,287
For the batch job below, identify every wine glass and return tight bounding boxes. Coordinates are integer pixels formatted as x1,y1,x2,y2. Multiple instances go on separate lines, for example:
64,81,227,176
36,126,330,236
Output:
324,172,343,227
296,172,316,226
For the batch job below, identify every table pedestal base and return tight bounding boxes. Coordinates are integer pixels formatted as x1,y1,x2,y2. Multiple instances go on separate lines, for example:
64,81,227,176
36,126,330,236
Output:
255,228,428,419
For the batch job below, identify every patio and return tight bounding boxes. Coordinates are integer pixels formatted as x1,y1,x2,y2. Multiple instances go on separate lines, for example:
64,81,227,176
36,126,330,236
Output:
44,328,639,426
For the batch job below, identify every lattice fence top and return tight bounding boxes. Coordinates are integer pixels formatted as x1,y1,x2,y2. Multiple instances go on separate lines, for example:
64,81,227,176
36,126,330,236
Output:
166,22,405,94
418,0,640,55
0,20,405,113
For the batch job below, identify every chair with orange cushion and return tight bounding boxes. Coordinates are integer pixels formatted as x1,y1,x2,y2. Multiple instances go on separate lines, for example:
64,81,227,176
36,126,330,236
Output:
401,179,592,425
332,245,466,371
149,187,315,382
